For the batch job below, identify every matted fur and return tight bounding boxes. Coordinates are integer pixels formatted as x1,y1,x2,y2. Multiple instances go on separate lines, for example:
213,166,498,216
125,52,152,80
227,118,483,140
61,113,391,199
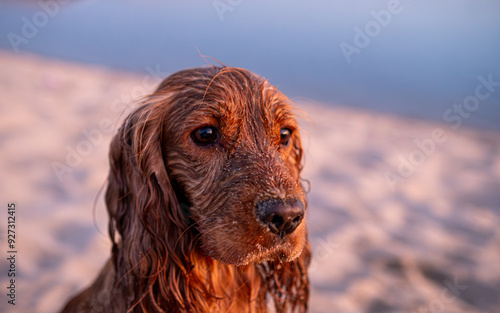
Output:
60,66,310,313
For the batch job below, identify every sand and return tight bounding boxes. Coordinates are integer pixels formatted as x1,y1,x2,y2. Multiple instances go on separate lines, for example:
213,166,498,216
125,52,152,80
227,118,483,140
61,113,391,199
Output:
0,50,499,313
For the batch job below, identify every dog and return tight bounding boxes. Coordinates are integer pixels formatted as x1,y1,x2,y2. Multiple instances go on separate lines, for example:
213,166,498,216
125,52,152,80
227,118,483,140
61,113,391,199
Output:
60,66,310,313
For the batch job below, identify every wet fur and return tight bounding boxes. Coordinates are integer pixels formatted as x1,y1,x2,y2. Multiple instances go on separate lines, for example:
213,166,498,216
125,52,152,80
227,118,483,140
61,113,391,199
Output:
60,66,310,313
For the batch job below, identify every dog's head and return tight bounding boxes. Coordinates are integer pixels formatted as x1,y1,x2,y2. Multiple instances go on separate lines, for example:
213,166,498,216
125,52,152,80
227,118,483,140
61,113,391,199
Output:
106,66,307,267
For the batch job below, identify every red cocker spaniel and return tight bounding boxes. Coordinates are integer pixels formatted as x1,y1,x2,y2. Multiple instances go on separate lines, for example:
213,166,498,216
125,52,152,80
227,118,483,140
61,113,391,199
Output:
60,66,310,313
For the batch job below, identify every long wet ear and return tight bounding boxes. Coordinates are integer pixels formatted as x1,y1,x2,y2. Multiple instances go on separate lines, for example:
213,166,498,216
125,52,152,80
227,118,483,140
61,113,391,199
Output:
104,99,189,306
269,127,310,311
267,114,310,312
262,242,311,313
292,129,304,176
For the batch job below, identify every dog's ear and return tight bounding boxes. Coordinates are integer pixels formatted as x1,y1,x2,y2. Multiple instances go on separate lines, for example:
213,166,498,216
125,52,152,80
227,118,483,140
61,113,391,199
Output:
105,99,190,298
291,129,304,176
262,241,311,312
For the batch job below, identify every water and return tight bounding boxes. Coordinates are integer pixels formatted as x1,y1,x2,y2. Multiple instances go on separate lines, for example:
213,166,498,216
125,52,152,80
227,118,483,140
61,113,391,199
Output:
1,0,499,130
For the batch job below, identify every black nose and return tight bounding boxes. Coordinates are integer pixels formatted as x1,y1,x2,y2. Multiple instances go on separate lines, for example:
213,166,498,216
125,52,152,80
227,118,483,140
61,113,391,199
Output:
256,199,305,236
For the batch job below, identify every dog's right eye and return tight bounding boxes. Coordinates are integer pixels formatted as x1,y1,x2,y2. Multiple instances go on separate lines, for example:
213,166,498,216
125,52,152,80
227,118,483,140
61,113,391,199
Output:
191,126,218,146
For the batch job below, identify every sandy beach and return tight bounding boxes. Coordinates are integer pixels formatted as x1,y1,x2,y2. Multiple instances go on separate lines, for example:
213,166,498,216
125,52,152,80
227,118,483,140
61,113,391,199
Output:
0,50,499,313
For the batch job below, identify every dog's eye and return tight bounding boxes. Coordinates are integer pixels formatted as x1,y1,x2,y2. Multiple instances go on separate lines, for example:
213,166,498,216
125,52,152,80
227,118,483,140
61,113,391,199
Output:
192,126,218,146
280,128,292,146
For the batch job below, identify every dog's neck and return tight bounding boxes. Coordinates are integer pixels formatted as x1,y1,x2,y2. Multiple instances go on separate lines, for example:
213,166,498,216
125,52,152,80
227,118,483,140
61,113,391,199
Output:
184,249,268,312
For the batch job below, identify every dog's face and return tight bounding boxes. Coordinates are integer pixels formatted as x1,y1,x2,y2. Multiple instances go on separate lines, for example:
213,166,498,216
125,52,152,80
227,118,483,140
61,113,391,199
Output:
159,67,307,266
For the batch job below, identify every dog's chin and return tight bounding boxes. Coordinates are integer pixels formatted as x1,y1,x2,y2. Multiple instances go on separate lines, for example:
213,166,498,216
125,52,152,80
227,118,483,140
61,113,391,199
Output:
208,247,305,266
244,244,306,265
204,235,307,266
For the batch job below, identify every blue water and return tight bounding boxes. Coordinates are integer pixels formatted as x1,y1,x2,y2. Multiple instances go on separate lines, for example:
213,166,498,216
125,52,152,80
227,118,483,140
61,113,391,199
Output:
1,0,499,130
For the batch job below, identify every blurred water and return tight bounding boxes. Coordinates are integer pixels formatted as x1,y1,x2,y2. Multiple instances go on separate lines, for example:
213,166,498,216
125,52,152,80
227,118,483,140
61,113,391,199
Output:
1,0,499,130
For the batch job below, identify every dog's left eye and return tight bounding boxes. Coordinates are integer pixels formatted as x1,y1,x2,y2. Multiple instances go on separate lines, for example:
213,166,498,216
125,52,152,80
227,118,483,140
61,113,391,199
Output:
192,126,218,146
280,128,292,146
